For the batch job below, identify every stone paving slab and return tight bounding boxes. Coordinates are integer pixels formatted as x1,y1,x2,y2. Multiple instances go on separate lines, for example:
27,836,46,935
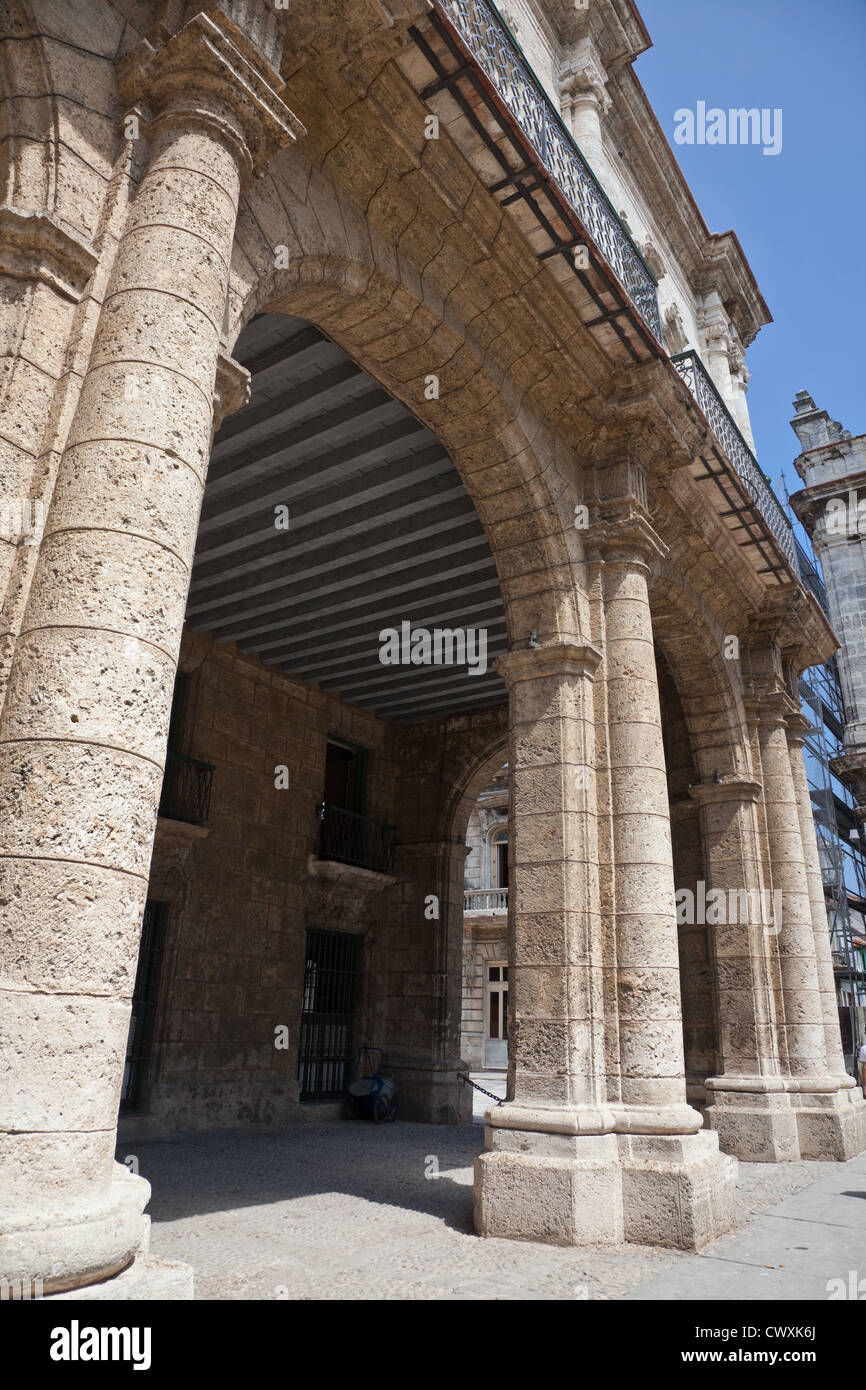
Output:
129,1118,866,1300
624,1152,866,1301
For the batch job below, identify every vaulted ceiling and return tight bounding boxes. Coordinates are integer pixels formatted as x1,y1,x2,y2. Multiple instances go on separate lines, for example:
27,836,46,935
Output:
186,313,508,720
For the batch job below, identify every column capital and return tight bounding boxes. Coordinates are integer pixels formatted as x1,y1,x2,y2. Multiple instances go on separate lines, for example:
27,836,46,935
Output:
560,46,611,115
117,9,304,184
689,777,763,808
496,641,602,687
744,688,801,728
587,512,668,568
784,710,814,746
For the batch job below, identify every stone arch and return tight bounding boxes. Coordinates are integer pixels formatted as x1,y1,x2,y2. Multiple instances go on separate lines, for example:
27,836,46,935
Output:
650,567,754,784
225,149,591,654
441,729,509,854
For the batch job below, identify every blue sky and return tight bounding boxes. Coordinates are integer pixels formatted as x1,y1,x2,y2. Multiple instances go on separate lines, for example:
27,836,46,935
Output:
634,0,866,508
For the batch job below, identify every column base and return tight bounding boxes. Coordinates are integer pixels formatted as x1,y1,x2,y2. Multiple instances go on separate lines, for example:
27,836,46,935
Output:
45,1254,193,1301
793,1086,866,1161
474,1125,737,1250
705,1088,801,1163
0,1162,150,1296
706,1077,866,1161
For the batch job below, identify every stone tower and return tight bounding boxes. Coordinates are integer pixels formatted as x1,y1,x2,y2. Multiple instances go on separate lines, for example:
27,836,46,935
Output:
789,392,866,824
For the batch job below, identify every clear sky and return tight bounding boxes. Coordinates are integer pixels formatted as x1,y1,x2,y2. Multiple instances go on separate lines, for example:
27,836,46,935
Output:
633,0,866,506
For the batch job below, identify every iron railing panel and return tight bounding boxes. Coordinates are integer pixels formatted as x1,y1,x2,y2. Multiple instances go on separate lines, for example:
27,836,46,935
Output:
159,750,215,826
670,349,796,572
317,803,396,875
432,0,661,340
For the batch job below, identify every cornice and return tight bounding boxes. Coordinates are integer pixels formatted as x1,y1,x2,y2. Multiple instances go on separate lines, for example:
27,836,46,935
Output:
607,66,771,347
496,641,602,685
0,205,98,303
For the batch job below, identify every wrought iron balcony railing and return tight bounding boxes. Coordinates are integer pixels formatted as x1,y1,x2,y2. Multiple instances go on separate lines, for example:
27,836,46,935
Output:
158,751,215,826
794,537,829,614
427,0,661,341
317,803,396,875
464,887,508,912
670,349,797,572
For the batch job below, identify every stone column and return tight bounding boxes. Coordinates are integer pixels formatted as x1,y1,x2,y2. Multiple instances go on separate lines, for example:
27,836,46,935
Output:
601,525,693,1121
755,694,826,1076
475,641,620,1244
787,715,850,1081
386,836,472,1124
560,44,610,177
475,603,736,1248
597,520,736,1246
668,796,713,1106
755,693,866,1158
0,9,298,1296
693,779,799,1162
0,209,98,694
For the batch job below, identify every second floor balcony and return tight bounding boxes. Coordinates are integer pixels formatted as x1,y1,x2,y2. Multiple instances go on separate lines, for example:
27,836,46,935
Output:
406,0,661,364
317,803,397,875
158,751,215,827
464,887,508,913
406,3,799,590
671,349,796,580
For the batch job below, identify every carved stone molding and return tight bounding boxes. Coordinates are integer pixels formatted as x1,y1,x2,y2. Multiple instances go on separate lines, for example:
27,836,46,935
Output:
214,350,251,429
307,854,397,896
0,205,98,303
117,10,304,184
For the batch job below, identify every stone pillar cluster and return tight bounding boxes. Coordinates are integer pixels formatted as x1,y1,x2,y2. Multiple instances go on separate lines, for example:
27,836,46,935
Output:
713,631,866,1163
1,1,864,1298
0,7,298,1297
476,514,738,1250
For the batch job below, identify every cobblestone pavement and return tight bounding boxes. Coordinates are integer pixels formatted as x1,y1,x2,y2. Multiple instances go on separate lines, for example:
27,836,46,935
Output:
131,1106,848,1300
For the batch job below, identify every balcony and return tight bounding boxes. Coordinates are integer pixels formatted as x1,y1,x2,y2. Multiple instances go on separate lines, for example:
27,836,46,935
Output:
406,6,800,587
464,887,508,913
794,537,829,615
671,349,797,580
406,0,661,363
317,803,396,875
158,751,214,826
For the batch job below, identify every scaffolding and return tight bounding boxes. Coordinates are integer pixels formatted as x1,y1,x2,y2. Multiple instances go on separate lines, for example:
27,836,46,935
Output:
793,532,866,1071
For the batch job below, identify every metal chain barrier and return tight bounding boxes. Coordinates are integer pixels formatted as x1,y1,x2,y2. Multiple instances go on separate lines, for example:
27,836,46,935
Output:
457,1072,505,1105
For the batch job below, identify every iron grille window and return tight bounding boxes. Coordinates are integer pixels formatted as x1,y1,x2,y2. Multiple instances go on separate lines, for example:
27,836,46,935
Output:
121,900,165,1113
298,929,361,1101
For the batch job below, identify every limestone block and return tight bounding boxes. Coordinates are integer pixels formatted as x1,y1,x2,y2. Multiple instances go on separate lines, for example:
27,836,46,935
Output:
0,741,162,877
0,858,143,994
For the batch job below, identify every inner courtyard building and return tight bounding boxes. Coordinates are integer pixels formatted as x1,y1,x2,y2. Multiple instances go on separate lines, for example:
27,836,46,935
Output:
1,0,865,1298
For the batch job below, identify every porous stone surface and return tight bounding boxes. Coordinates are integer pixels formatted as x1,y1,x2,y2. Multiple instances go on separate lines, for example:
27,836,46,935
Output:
2,0,863,1302
131,1121,849,1300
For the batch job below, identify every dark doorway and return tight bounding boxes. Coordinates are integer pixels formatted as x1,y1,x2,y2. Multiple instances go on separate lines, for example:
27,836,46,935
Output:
324,737,367,814
121,900,166,1113
496,838,509,889
298,929,361,1101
